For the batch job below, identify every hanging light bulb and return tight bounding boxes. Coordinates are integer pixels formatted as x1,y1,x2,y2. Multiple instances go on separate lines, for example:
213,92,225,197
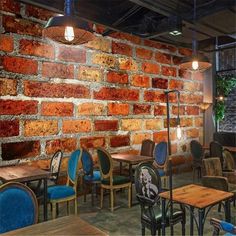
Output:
177,124,182,139
64,26,74,41
192,60,199,70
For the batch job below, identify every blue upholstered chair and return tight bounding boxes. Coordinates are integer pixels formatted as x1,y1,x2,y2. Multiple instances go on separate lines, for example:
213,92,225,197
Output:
153,142,168,188
210,218,236,236
97,147,131,212
81,149,101,206
47,149,82,219
0,182,38,234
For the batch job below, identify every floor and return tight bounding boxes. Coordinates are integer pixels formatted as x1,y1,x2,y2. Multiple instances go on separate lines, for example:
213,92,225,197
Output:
41,172,236,236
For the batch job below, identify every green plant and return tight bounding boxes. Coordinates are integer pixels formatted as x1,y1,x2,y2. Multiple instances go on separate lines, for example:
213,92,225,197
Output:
214,74,236,121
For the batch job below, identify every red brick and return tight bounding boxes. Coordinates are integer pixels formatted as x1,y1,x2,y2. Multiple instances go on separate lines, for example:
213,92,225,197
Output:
173,56,182,65
164,118,178,128
93,24,106,34
62,120,91,133
119,58,138,71
152,78,168,89
153,131,168,143
131,133,152,145
133,104,151,115
121,119,142,131
185,128,199,138
178,48,192,56
94,120,118,131
0,35,14,52
80,136,105,149
180,94,203,104
85,37,111,52
41,102,73,116
169,79,184,90
78,103,105,115
161,66,177,77
136,47,153,60
131,75,150,87
110,135,130,147
145,119,163,130
112,41,132,56
24,120,58,136
155,52,171,64
172,105,185,115
108,103,129,116
0,120,19,137
0,100,38,115
107,71,128,84
0,78,17,96
94,87,139,101
25,5,55,21
179,69,191,79
142,62,160,74
194,117,203,127
144,40,177,52
180,118,193,127
1,140,40,160
42,62,74,79
92,53,116,68
0,0,20,14
19,39,54,59
79,66,102,82
45,138,77,154
2,56,38,75
110,32,141,45
24,81,90,99
57,46,86,63
154,105,166,115
144,90,165,102
2,15,42,37
186,106,200,115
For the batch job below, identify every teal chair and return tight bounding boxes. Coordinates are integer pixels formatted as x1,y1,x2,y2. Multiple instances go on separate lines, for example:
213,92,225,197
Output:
47,149,82,219
0,182,38,233
210,218,236,235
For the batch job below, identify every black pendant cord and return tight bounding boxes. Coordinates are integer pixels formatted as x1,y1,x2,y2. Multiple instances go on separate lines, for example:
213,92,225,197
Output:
65,0,73,16
192,0,197,55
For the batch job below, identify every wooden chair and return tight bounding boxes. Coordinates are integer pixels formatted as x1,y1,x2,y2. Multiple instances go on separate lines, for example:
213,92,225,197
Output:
140,139,155,157
223,149,235,172
0,182,38,233
209,141,223,167
134,163,185,236
96,147,131,212
47,149,82,219
210,218,236,236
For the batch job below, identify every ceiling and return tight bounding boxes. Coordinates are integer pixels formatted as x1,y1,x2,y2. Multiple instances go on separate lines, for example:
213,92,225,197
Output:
18,0,236,50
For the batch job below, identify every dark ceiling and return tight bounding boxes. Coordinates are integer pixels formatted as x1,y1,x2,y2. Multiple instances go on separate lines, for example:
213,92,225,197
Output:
18,0,236,50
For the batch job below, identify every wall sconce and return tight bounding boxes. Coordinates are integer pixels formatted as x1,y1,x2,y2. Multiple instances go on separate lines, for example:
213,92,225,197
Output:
43,0,95,45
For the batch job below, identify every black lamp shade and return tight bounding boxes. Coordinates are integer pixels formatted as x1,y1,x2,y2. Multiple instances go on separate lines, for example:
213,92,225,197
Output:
43,15,95,45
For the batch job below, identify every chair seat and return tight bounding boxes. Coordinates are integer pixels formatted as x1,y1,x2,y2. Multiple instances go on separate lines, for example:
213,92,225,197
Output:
48,185,75,200
84,170,101,182
102,175,130,185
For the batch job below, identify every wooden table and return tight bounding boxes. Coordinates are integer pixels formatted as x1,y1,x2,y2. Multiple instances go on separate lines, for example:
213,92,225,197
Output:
159,184,233,236
111,153,154,205
2,215,108,235
0,165,50,221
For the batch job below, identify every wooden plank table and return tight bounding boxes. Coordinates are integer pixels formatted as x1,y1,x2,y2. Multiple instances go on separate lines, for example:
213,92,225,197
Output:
111,153,154,205
159,184,233,236
2,215,108,235
0,165,50,221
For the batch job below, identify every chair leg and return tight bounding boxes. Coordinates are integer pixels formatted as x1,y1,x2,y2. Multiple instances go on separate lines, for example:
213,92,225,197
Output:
151,227,156,236
75,197,78,215
157,228,161,236
100,187,103,209
52,203,56,219
91,184,95,206
181,221,185,236
218,203,221,212
110,189,114,212
141,225,145,236
67,201,70,215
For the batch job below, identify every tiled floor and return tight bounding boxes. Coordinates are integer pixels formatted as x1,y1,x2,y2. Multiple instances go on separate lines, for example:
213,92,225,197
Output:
42,172,236,235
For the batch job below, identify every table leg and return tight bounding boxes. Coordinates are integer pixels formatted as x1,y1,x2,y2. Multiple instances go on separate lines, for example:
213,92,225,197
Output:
225,199,231,222
129,164,133,205
161,198,166,235
190,206,194,236
198,208,204,236
43,178,48,221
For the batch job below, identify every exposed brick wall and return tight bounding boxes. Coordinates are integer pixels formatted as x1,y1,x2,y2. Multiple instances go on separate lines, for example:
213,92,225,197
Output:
0,1,204,173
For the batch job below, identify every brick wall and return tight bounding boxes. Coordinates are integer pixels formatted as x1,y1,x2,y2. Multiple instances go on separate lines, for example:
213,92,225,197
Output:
0,0,203,173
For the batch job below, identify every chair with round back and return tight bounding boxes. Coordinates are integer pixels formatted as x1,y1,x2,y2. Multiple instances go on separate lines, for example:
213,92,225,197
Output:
210,141,223,167
0,182,38,234
190,140,204,181
140,139,155,157
223,149,235,172
81,149,101,206
134,163,185,236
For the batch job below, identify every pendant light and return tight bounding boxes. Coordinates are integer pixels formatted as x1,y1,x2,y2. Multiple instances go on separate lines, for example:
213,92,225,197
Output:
43,0,95,45
180,0,212,71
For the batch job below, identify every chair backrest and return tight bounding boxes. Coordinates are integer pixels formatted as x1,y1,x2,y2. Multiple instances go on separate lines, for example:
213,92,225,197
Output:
210,141,223,166
134,163,161,205
50,150,63,183
81,149,94,176
67,149,82,186
203,157,223,176
210,218,236,235
140,139,155,157
0,182,38,233
153,141,168,168
222,149,235,171
96,147,112,180
190,140,203,161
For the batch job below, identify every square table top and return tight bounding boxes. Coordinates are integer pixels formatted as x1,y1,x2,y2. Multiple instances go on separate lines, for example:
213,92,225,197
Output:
0,164,50,183
159,184,233,209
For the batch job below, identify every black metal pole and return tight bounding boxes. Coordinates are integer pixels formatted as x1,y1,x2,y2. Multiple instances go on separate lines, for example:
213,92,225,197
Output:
166,92,171,155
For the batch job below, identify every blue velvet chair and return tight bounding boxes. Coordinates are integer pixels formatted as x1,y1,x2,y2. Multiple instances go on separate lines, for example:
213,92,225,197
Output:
210,218,236,236
81,149,101,206
47,149,82,219
0,182,38,234
153,142,168,188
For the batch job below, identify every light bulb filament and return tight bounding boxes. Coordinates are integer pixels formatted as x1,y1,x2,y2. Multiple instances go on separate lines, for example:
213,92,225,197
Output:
192,60,199,70
64,26,74,41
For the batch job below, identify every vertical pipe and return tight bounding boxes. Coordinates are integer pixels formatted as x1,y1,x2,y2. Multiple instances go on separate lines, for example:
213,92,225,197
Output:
166,92,171,155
